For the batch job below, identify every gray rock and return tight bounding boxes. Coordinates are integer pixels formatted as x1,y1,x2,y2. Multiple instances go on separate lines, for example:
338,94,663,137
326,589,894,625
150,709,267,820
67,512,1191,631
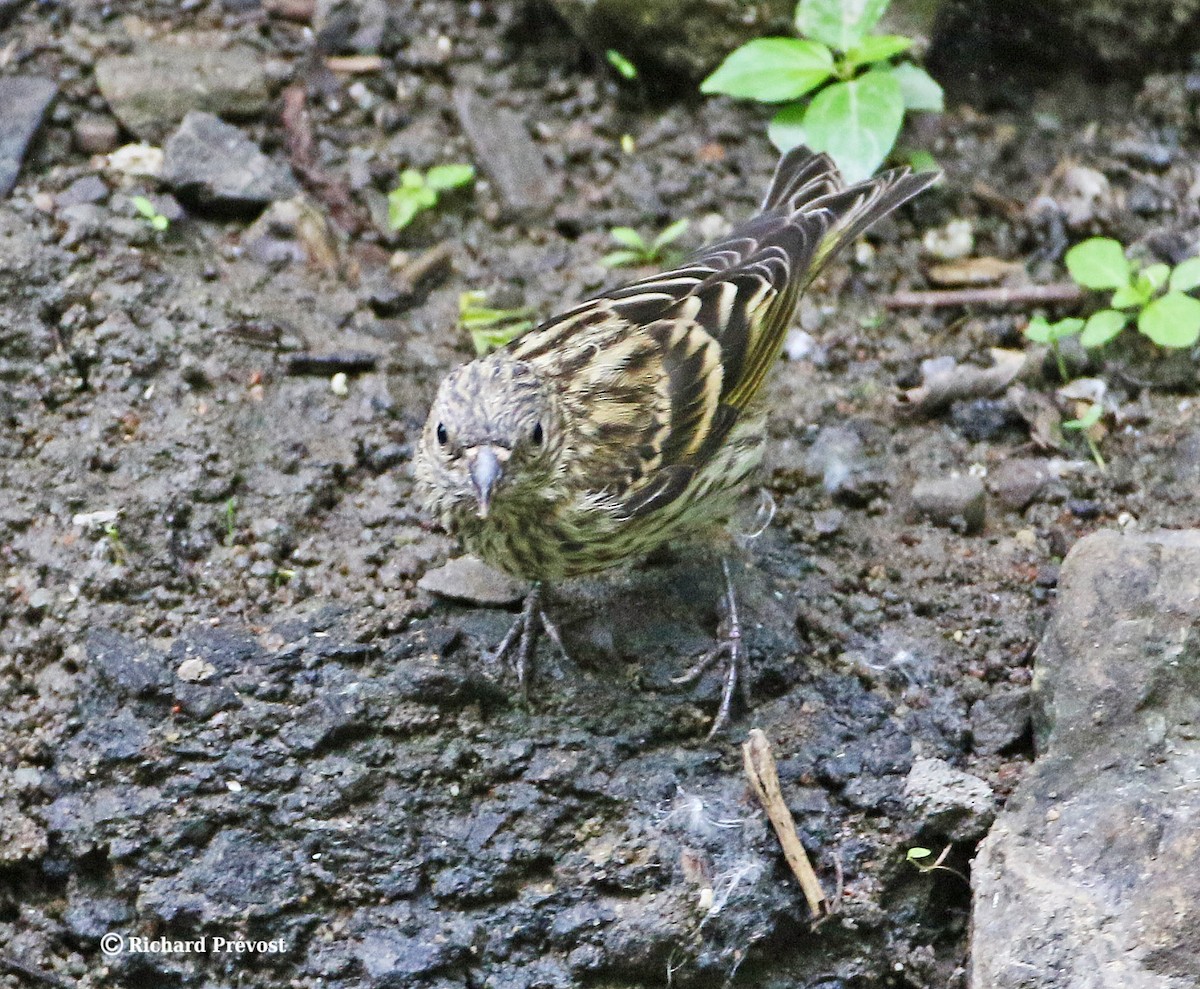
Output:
95,39,269,142
72,114,121,155
969,687,1031,755
547,0,793,83
315,0,399,54
55,174,109,209
418,555,528,606
453,88,559,220
903,757,995,842
804,426,887,505
989,457,1051,511
972,529,1200,989
161,111,297,210
0,76,56,196
912,474,986,534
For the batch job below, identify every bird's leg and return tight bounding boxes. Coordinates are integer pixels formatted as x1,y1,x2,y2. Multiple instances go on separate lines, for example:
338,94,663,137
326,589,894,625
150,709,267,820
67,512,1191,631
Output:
489,581,568,702
671,558,749,739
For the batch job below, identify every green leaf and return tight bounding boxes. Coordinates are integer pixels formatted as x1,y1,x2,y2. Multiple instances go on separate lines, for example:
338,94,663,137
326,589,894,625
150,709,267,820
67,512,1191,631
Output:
387,186,437,230
1138,292,1200,348
398,169,425,190
906,847,933,861
150,214,169,232
1023,315,1052,344
767,102,808,153
1169,256,1200,293
845,35,913,68
424,163,475,191
802,70,904,183
1063,403,1103,431
906,148,939,173
700,38,835,103
1110,283,1146,309
609,227,647,250
470,322,532,356
132,195,157,219
1141,263,1170,293
1078,309,1127,348
601,249,645,268
606,49,638,80
796,0,888,51
889,62,944,112
653,218,690,249
1027,316,1083,343
1065,238,1131,291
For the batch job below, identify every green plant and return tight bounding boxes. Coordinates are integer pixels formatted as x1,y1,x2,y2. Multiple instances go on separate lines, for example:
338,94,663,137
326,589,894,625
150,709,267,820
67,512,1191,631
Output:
700,0,943,181
905,845,967,883
602,219,689,268
1027,240,1200,367
103,523,129,566
1062,401,1106,470
132,195,169,232
223,497,238,547
606,49,638,81
459,291,536,355
387,164,475,231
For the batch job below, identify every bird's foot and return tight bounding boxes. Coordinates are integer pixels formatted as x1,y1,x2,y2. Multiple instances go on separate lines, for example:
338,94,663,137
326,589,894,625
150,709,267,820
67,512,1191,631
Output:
488,582,568,702
671,559,751,740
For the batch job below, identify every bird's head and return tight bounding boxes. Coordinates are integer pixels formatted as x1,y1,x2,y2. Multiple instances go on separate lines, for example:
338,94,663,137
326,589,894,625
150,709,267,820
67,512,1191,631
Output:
415,353,564,523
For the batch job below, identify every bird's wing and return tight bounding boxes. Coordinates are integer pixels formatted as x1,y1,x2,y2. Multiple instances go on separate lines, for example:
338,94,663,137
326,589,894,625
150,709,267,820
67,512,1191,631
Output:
511,147,938,516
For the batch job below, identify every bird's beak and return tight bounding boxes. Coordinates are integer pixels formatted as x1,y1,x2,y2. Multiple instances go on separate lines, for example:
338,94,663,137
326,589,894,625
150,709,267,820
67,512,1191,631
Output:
468,446,505,518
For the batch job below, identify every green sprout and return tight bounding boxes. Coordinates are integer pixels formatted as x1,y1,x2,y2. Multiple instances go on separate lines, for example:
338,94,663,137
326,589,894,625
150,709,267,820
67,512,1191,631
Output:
1064,238,1200,351
459,291,536,355
602,218,690,268
386,164,475,232
270,567,297,587
1062,401,1106,471
701,0,943,181
606,49,638,81
103,523,129,566
905,845,967,883
1024,315,1084,383
223,497,238,547
132,195,170,232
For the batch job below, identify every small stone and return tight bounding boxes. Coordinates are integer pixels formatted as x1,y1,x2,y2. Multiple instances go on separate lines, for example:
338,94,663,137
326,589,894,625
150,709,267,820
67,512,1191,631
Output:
95,39,269,142
161,111,297,210
949,398,1019,442
73,114,121,155
55,174,109,209
0,76,57,197
922,218,974,260
904,757,995,842
812,508,844,537
176,658,217,683
912,475,986,534
988,458,1051,511
970,687,1032,755
418,555,528,606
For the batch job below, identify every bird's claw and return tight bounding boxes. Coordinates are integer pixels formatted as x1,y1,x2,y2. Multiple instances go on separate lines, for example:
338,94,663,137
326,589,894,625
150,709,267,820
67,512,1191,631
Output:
489,582,569,701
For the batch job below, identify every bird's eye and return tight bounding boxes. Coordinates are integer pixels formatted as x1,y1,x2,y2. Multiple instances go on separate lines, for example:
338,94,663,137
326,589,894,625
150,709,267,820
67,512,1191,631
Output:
531,422,544,446
436,423,449,446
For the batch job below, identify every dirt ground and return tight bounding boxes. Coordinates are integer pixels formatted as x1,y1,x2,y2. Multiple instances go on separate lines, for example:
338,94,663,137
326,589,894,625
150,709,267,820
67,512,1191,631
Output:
2,2,1200,987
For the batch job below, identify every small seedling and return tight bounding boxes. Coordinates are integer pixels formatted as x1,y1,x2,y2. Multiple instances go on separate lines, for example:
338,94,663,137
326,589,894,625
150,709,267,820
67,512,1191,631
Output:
132,195,169,232
223,497,238,547
270,567,297,587
1063,238,1200,350
1024,315,1084,382
459,290,536,355
387,164,475,232
103,523,129,566
1062,401,1106,470
602,218,690,268
701,0,943,181
905,845,967,883
606,49,638,81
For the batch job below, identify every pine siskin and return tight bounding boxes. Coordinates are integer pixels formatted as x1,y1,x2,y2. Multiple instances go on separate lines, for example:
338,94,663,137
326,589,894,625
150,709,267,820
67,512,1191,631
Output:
415,146,936,734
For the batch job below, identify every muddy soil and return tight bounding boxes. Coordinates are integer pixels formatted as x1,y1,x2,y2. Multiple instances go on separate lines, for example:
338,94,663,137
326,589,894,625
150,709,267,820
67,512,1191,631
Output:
2,2,1199,988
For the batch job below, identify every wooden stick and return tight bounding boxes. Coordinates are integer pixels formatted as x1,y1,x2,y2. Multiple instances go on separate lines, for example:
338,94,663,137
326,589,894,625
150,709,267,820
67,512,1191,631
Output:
742,729,830,920
882,282,1084,310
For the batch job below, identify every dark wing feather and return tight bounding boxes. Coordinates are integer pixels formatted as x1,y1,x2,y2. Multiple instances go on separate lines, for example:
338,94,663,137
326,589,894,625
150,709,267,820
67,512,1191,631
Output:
512,148,937,516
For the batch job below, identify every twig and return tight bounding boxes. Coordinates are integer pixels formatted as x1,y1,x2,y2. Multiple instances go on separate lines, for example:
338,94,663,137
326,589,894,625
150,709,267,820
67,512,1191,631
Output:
281,84,367,235
882,282,1084,310
286,351,379,376
0,954,74,989
742,729,830,921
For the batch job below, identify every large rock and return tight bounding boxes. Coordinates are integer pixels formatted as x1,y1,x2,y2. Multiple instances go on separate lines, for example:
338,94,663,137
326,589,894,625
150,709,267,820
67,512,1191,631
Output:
971,530,1200,989
95,38,269,142
547,0,795,83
